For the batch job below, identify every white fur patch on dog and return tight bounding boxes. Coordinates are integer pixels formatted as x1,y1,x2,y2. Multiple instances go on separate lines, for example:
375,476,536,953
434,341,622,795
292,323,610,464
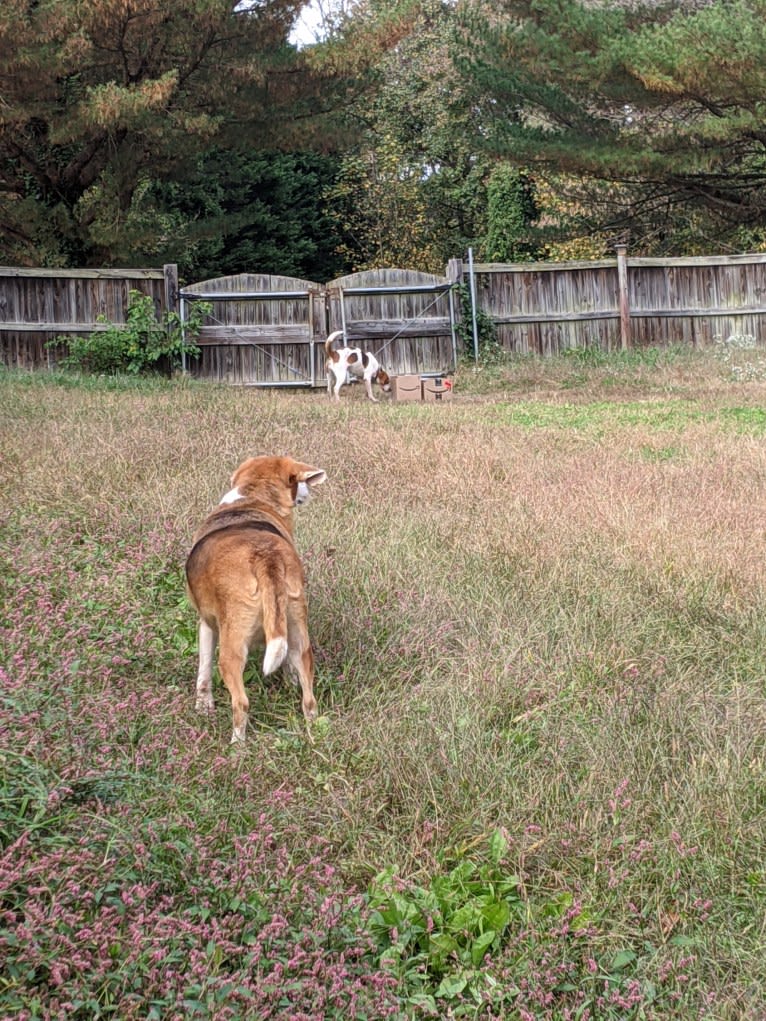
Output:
220,487,242,505
295,481,312,506
263,637,289,674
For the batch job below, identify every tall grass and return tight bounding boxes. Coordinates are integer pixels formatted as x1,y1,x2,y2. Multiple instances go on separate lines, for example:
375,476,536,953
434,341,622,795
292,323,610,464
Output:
1,350,765,1019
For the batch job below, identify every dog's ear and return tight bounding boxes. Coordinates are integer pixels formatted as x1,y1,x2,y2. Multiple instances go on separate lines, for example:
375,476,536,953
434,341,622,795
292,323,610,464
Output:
296,466,327,487
290,463,327,507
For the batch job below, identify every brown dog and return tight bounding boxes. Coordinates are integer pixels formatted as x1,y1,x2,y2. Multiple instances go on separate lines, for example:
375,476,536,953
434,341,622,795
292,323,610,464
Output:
185,455,327,744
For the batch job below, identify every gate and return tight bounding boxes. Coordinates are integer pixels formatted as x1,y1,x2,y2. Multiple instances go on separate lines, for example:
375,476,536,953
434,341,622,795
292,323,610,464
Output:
326,268,458,379
179,273,325,386
180,268,459,386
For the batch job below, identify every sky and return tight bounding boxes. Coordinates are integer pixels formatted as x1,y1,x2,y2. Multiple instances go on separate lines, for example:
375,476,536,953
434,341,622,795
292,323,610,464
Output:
289,2,328,46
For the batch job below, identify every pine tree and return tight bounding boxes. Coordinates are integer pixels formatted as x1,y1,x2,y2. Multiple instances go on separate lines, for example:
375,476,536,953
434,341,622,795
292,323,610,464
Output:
464,0,766,254
152,149,350,282
0,0,342,265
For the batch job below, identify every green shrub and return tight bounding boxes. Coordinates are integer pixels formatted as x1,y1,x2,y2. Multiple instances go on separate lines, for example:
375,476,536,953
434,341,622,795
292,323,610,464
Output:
49,290,211,375
483,165,538,264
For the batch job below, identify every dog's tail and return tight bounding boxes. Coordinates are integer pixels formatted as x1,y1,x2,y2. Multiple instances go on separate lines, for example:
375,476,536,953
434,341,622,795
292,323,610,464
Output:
324,330,345,355
253,558,289,675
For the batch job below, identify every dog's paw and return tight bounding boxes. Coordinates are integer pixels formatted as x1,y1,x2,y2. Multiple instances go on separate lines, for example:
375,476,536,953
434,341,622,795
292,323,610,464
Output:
195,694,214,713
230,724,247,746
302,698,318,721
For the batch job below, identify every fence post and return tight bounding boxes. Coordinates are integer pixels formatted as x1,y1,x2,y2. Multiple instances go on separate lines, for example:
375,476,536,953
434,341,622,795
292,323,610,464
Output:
467,248,480,361
445,258,463,284
163,264,179,315
615,245,631,350
445,259,463,364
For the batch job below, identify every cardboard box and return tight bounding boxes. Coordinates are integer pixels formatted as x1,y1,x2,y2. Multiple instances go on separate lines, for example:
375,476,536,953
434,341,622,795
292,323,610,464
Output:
392,374,422,401
421,376,453,403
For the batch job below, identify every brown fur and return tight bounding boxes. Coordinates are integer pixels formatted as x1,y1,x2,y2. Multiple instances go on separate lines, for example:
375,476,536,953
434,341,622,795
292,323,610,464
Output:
185,455,327,744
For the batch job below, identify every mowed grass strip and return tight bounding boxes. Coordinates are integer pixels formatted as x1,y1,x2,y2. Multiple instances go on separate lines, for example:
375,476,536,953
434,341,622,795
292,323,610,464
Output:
1,353,765,1019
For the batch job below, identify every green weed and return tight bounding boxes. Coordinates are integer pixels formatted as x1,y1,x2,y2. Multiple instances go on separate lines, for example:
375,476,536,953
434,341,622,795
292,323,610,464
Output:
367,830,522,1013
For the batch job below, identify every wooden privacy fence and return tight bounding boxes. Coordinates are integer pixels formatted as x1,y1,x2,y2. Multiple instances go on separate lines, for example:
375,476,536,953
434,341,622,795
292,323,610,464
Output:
179,272,325,387
328,267,458,376
4,250,766,379
466,247,766,355
0,265,178,369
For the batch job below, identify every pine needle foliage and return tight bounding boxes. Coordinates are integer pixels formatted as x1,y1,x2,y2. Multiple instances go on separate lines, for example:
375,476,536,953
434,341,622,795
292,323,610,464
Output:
461,0,766,254
0,0,345,266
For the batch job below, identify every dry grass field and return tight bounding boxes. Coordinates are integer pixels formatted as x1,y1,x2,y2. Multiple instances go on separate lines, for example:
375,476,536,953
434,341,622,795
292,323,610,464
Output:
1,345,765,1019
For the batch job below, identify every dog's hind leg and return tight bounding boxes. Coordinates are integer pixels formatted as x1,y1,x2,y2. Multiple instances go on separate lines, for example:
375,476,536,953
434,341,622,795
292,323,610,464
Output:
287,613,318,722
327,367,342,402
218,626,250,744
195,620,216,712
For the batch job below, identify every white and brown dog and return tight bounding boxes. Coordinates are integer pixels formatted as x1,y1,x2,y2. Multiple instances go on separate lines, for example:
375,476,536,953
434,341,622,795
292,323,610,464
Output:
325,330,391,402
185,455,327,744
